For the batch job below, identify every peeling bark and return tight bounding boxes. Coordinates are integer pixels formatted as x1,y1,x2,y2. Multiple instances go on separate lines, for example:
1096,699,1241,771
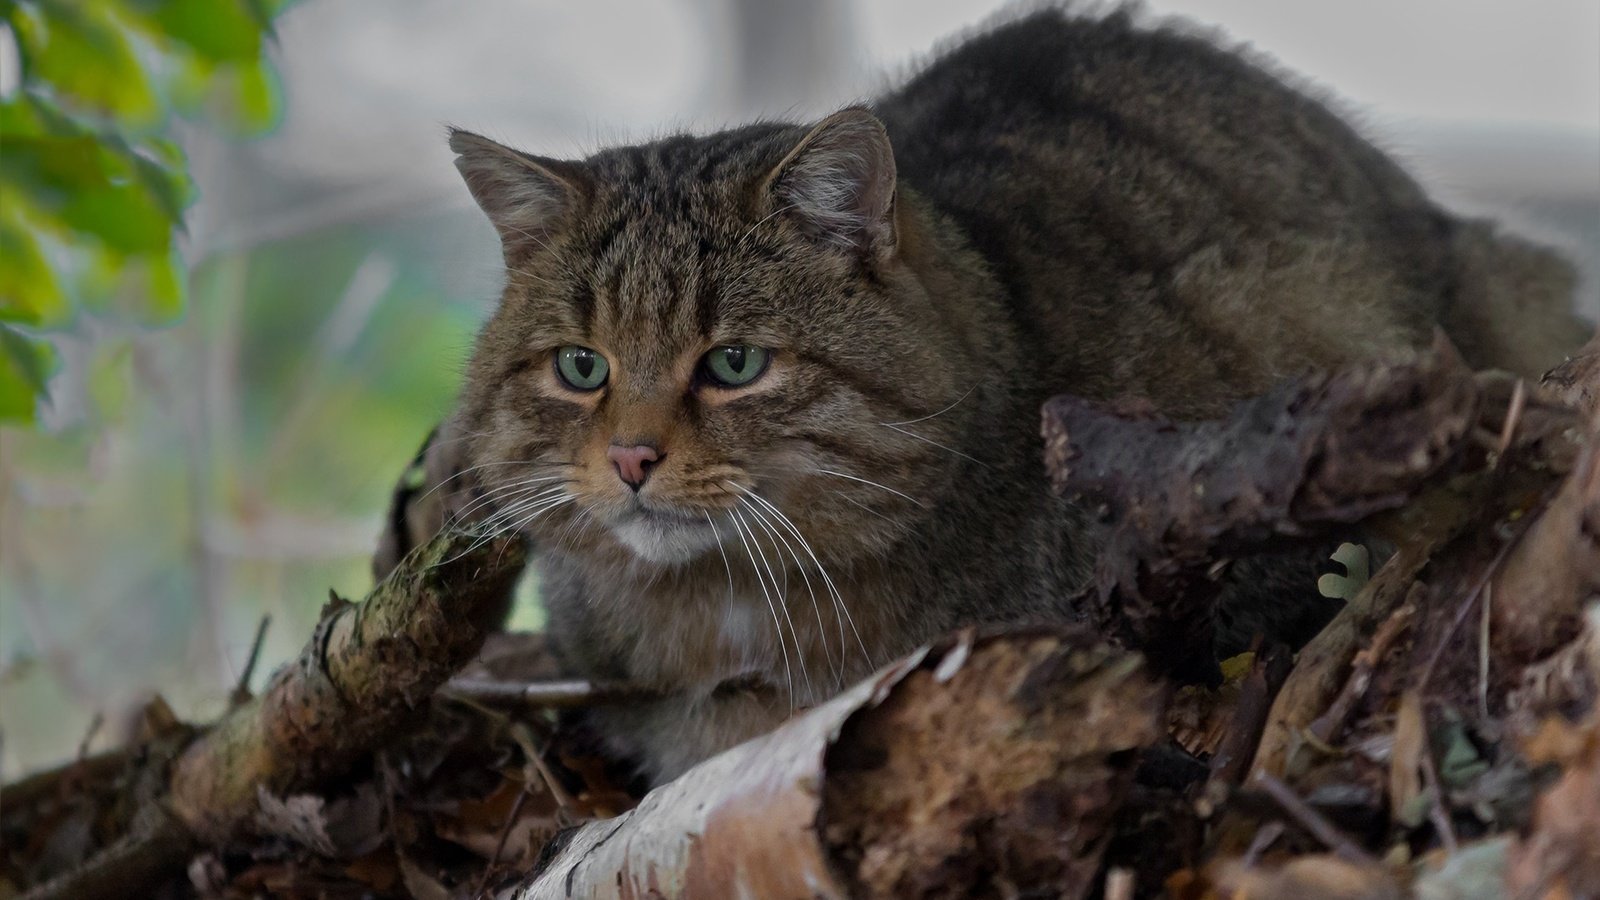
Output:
503,630,1165,900
1541,329,1600,421
1490,442,1600,665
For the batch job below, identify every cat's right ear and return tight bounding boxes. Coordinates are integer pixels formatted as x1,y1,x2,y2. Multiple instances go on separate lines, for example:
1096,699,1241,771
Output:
448,128,588,257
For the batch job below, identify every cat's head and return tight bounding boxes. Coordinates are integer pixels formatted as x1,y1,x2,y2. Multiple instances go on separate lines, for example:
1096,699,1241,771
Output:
449,108,972,567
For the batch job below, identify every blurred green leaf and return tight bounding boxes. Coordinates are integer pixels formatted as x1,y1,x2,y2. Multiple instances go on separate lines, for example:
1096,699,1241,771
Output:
133,0,265,62
222,59,281,133
0,0,283,427
0,208,70,326
11,1,160,125
0,325,58,423
128,247,187,322
87,338,134,420
59,177,175,254
77,244,185,324
172,56,281,133
128,139,195,222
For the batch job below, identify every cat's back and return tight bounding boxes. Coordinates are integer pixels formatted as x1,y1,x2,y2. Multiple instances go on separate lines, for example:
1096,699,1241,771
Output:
873,7,1464,415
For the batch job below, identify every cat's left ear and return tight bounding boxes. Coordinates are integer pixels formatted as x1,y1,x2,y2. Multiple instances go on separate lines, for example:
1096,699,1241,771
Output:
764,107,897,259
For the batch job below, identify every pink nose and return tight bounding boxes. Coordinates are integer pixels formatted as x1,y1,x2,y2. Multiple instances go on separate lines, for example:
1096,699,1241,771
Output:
607,444,661,491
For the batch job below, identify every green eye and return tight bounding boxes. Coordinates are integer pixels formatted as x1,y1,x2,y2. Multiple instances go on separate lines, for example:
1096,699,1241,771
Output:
703,346,770,387
555,346,609,390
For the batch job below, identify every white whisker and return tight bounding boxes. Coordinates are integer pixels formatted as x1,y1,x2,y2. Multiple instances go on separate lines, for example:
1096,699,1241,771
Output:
810,467,926,508
417,459,572,505
735,486,874,677
450,478,571,527
726,507,795,708
734,506,811,698
737,493,837,684
880,384,977,427
431,493,572,569
880,422,989,468
459,484,570,534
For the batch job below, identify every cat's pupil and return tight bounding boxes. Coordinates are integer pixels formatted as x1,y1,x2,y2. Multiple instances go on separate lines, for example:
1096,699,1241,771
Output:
572,352,594,379
723,347,746,374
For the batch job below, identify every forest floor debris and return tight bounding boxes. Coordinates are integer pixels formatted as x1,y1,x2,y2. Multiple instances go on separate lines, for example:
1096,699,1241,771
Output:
4,334,1598,899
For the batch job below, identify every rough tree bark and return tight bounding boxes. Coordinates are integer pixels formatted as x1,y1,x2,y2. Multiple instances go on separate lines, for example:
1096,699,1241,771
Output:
1042,337,1585,686
169,532,527,843
502,629,1164,900
17,529,526,900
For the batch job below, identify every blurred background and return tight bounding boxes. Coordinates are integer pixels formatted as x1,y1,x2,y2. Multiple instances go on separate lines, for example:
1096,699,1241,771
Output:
2,0,1597,777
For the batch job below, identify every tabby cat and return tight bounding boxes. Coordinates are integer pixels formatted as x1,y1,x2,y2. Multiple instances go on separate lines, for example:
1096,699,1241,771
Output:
444,6,1589,783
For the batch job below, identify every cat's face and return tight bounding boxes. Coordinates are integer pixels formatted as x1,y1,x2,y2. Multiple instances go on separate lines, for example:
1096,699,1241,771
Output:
450,111,970,568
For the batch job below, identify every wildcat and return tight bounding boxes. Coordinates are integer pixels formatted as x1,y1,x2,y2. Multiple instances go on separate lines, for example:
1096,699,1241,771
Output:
443,5,1590,784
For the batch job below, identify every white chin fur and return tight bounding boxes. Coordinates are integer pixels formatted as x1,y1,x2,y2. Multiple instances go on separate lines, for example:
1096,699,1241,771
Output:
612,516,720,564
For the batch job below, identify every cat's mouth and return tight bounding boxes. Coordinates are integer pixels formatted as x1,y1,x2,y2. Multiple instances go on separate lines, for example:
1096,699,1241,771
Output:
609,504,723,565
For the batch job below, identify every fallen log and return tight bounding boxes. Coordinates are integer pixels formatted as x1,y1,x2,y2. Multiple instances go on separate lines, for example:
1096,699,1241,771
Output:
16,529,527,900
1541,328,1600,420
1043,335,1586,684
503,629,1165,900
169,530,527,843
13,335,1599,899
1489,440,1600,667
1041,338,1481,680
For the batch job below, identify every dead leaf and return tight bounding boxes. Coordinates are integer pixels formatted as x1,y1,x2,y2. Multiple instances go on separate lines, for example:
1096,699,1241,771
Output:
254,788,336,855
1207,854,1405,899
398,855,453,900
1508,713,1600,897
1413,837,1511,900
1391,691,1427,826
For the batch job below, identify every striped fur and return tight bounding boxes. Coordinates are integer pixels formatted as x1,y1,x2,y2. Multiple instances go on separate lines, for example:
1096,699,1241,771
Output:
448,6,1590,783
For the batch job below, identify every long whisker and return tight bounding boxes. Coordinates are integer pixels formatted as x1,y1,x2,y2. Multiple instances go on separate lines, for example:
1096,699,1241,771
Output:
831,490,897,525
547,498,596,553
703,512,743,666
726,507,795,708
458,482,571,533
880,384,978,427
449,477,572,527
734,506,811,698
736,493,837,684
430,493,573,569
703,513,737,607
494,494,576,539
810,467,926,508
416,459,573,505
880,422,989,468
455,492,573,556
736,486,873,676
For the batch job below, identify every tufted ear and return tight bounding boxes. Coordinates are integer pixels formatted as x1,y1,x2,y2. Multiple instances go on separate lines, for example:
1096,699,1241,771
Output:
763,107,897,258
448,128,588,257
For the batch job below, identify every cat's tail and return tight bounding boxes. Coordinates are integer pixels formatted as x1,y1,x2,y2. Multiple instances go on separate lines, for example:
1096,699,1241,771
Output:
1442,220,1594,378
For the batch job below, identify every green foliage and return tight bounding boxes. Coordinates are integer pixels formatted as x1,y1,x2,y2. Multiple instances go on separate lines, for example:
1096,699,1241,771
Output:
0,0,288,425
